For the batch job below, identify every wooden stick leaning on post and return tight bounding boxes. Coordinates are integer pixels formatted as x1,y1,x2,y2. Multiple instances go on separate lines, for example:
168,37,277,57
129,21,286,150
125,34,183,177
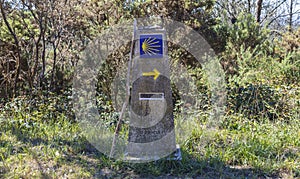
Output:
109,20,136,158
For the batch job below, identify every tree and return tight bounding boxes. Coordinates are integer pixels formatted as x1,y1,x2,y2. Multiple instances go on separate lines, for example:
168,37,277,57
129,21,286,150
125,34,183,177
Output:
214,0,300,31
0,0,97,97
0,0,27,97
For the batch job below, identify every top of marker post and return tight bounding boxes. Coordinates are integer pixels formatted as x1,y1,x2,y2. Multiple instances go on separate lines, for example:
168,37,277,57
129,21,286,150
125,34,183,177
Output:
134,17,165,31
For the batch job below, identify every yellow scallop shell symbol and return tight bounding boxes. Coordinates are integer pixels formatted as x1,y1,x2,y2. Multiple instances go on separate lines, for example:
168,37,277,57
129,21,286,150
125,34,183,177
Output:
142,37,160,55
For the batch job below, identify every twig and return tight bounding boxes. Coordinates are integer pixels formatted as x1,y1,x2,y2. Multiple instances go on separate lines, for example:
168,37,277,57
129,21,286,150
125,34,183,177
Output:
109,19,136,158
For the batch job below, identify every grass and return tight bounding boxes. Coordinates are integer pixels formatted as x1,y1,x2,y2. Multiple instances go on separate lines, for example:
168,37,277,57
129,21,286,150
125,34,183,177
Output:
0,98,299,179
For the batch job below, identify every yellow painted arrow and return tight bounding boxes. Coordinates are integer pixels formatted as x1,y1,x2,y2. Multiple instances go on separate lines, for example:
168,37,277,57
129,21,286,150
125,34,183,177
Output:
142,68,160,80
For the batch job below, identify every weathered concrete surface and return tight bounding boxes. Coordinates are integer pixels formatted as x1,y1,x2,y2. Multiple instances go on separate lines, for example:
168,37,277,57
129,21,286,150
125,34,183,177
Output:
127,28,176,160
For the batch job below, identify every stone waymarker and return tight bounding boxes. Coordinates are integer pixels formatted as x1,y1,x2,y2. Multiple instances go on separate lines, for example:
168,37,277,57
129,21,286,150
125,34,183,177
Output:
126,23,178,161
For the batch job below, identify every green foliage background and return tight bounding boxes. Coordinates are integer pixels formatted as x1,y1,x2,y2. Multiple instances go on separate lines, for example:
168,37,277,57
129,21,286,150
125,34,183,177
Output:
0,0,299,178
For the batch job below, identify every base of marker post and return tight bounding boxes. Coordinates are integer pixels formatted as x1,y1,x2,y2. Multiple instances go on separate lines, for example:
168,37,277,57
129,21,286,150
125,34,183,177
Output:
124,144,181,162
167,144,182,161
123,155,161,162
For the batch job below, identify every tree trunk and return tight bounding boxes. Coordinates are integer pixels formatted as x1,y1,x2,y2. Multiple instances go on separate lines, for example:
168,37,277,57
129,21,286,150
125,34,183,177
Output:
50,42,57,91
256,0,263,23
248,0,251,13
288,0,293,31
